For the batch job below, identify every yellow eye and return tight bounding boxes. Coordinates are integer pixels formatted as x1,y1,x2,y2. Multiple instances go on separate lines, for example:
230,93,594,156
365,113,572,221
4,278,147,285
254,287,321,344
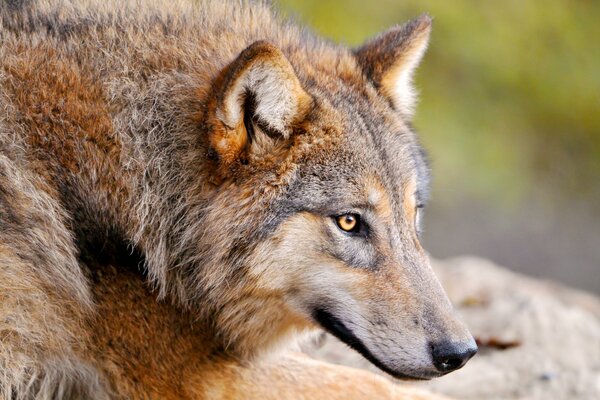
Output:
335,214,360,233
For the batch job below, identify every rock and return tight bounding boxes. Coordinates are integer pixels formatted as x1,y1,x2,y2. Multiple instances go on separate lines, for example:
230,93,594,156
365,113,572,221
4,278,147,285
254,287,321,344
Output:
303,257,600,400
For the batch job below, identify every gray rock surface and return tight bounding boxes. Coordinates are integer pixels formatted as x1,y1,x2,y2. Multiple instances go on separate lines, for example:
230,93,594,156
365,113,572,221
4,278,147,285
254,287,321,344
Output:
303,257,600,400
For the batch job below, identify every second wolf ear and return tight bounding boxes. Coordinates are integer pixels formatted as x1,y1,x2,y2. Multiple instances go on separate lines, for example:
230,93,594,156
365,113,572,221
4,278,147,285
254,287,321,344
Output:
209,41,312,167
354,15,432,117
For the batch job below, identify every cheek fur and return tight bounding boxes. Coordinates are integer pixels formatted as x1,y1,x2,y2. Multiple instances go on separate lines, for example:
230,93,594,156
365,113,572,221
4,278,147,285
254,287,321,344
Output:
402,176,417,226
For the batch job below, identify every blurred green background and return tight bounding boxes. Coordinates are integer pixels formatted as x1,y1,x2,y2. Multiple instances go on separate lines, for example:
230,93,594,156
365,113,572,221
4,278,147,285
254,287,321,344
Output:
277,0,600,293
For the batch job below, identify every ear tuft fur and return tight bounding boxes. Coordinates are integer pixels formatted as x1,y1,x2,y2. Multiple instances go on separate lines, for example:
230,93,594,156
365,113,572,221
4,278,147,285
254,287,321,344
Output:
354,14,432,117
209,41,312,167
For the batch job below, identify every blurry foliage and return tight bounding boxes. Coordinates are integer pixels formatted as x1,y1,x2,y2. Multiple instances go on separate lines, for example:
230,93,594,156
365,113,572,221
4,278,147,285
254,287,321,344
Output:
277,0,600,209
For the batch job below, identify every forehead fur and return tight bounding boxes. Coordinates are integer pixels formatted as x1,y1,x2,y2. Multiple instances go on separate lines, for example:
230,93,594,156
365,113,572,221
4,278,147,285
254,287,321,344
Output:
281,81,427,207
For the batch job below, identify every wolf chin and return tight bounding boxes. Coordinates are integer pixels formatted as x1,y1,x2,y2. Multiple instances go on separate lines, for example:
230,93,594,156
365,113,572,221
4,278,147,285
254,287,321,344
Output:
0,0,476,398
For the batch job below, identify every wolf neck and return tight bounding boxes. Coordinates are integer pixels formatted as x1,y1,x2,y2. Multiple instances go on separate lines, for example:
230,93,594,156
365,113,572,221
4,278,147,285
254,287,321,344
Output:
40,77,305,360
3,0,324,360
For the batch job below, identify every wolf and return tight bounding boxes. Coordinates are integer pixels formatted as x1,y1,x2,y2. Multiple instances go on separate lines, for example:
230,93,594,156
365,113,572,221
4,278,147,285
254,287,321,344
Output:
0,0,477,398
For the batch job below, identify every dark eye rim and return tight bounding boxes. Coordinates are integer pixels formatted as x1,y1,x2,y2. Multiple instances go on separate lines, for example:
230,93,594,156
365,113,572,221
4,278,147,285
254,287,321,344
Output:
333,213,365,235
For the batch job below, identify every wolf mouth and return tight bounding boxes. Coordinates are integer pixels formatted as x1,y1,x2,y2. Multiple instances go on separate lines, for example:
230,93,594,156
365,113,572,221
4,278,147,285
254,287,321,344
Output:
312,308,429,380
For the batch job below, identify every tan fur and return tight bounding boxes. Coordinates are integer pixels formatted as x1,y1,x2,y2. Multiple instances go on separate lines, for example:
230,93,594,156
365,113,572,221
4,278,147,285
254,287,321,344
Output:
355,15,432,116
85,260,453,400
1,0,473,398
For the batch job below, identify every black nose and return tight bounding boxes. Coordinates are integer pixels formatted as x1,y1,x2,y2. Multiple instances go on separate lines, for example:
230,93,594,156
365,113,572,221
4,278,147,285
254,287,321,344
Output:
431,340,478,373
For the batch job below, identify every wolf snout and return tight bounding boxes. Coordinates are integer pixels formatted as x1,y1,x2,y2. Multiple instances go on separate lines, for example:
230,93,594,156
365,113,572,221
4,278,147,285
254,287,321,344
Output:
430,339,478,374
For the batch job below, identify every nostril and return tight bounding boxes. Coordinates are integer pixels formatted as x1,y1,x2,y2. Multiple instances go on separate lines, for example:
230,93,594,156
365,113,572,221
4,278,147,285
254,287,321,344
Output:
438,357,463,371
431,341,477,373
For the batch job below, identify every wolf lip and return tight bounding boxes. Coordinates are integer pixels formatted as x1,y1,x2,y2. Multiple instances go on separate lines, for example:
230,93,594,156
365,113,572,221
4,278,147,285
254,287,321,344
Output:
312,308,432,380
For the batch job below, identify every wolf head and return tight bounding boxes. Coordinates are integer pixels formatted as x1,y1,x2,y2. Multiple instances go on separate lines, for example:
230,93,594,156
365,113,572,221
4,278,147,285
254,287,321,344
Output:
174,15,476,380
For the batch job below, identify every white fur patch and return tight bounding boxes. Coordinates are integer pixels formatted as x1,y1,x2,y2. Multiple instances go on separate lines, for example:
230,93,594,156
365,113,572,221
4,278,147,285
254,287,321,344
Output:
219,56,307,136
382,35,430,117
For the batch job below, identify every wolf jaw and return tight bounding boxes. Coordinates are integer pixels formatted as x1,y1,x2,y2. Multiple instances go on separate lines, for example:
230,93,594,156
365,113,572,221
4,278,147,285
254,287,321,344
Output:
313,308,430,380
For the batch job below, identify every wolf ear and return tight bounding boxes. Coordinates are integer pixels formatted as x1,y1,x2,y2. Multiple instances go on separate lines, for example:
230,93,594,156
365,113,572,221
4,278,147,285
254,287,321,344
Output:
209,41,312,166
354,15,432,117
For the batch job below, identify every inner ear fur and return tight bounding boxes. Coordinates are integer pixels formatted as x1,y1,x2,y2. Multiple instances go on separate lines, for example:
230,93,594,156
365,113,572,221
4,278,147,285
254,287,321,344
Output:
209,41,313,166
354,15,432,117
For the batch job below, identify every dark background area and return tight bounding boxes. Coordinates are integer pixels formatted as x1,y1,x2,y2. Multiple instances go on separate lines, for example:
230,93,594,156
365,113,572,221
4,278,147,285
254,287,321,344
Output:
277,0,600,293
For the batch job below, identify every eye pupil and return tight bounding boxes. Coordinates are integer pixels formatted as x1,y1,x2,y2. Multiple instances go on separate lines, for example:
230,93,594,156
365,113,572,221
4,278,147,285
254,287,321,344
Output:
336,213,360,232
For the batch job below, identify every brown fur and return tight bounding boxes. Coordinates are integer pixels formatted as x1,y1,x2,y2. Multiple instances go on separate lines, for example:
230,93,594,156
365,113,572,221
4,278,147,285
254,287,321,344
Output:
1,0,474,398
86,258,453,400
